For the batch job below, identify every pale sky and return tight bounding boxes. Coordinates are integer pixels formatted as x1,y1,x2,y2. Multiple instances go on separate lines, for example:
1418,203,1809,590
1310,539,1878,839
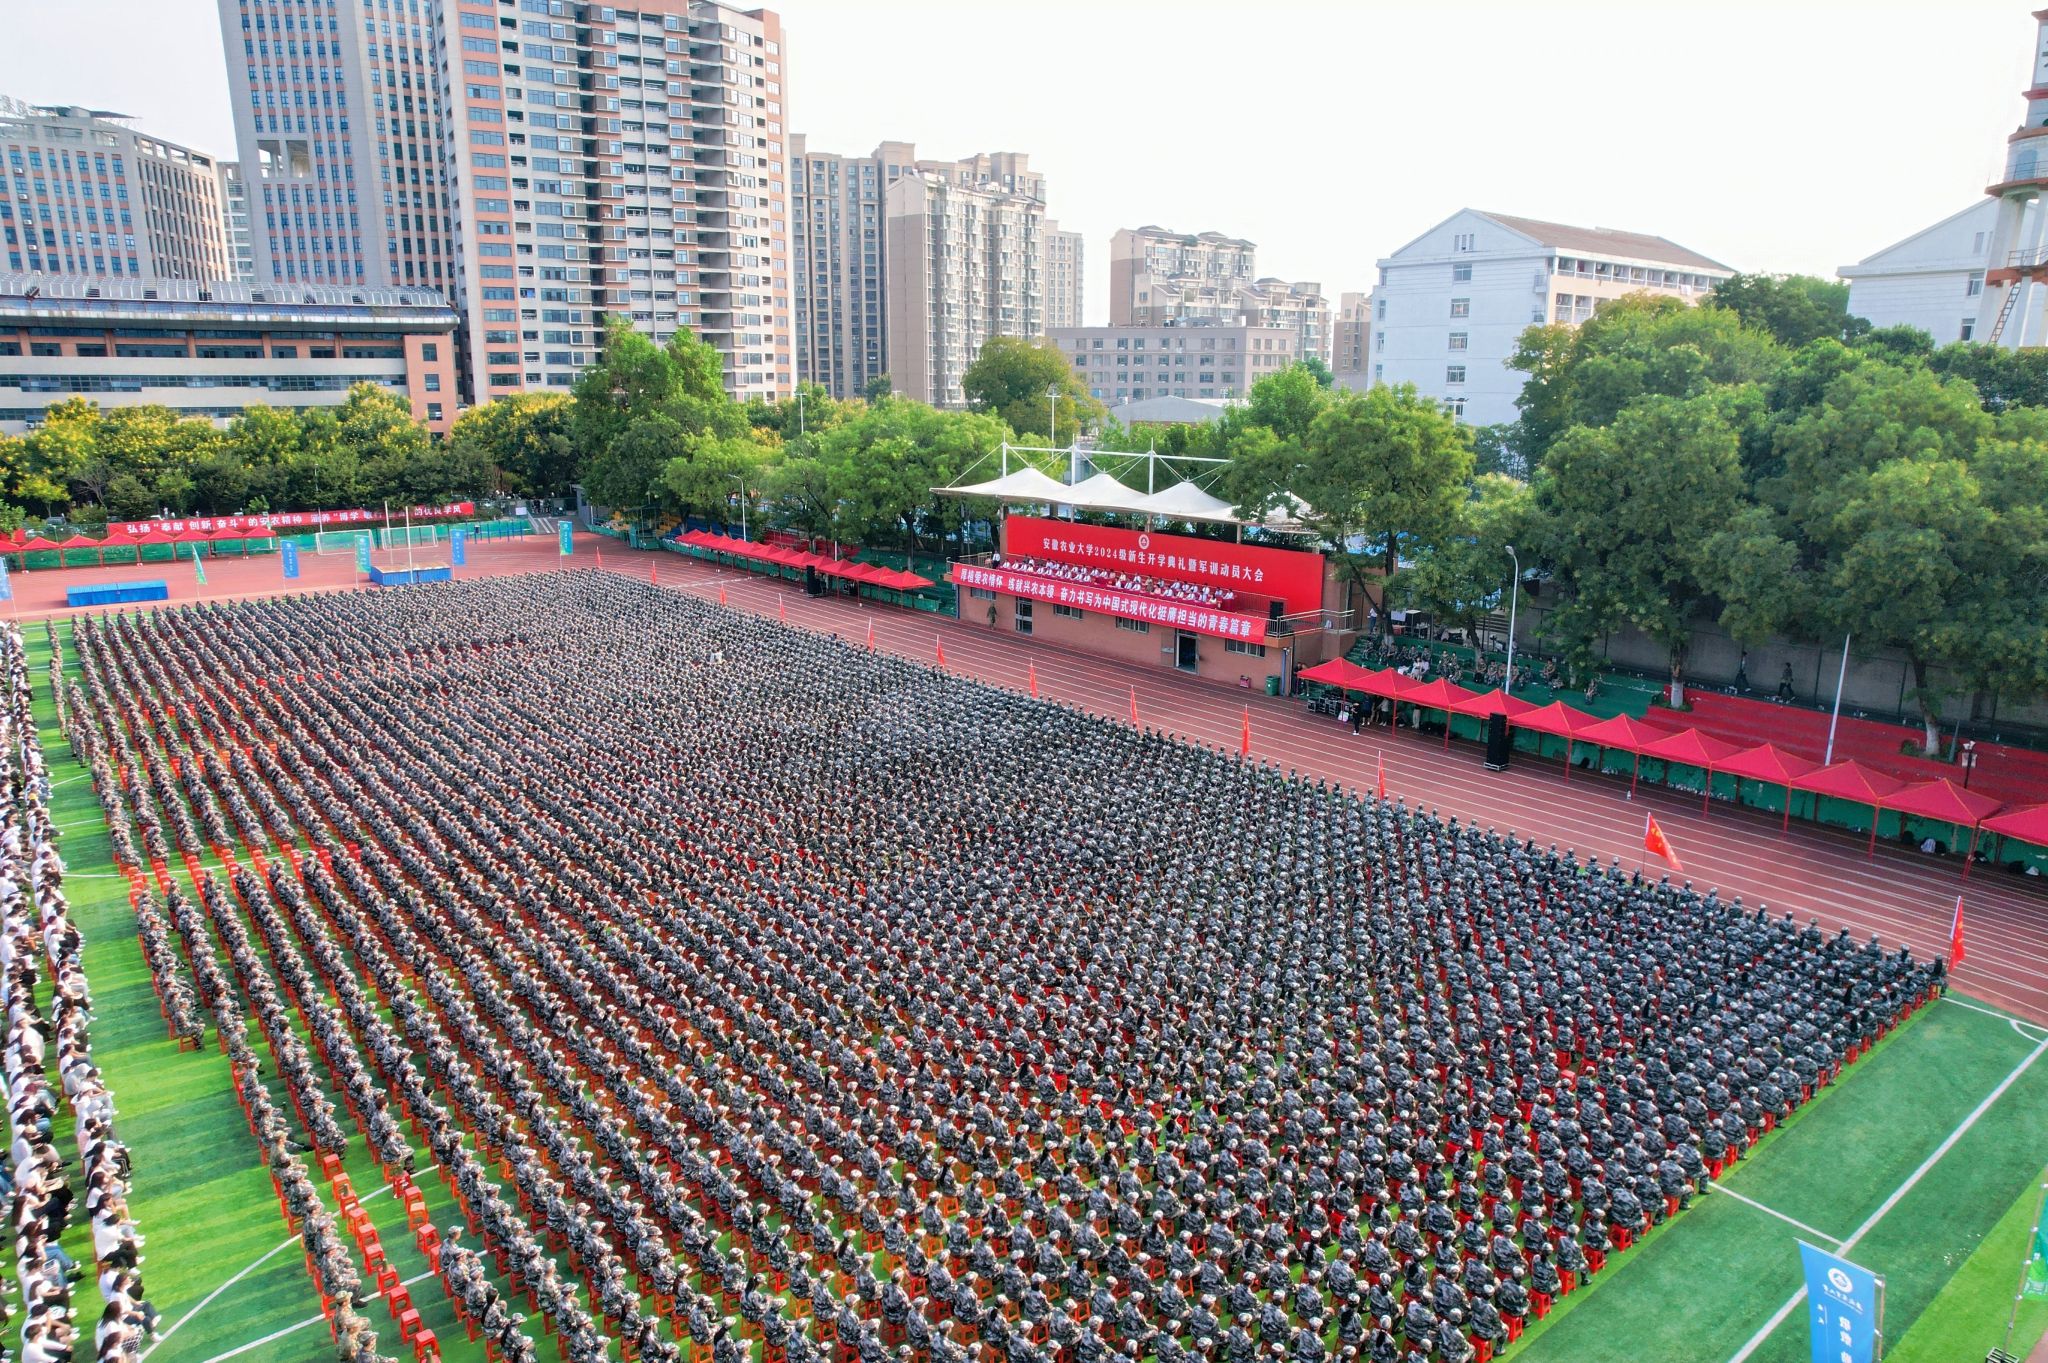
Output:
0,0,2026,322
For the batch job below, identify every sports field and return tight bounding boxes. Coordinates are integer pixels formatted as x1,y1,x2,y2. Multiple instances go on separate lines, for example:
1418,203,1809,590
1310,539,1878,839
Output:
24,587,2048,1363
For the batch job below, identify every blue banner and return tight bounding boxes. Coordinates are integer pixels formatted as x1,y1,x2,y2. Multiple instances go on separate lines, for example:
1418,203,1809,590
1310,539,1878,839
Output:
0,555,11,602
558,522,573,557
1800,1242,1882,1363
354,534,373,573
281,540,300,580
451,528,467,566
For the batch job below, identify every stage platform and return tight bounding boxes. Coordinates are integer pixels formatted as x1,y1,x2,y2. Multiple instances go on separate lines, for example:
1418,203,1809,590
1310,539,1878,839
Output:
366,564,452,586
66,580,167,607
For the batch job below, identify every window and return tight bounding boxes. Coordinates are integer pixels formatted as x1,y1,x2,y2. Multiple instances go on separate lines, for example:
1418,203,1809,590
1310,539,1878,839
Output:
1452,232,1476,251
1960,318,1976,341
1014,599,1033,635
421,342,439,360
1973,230,1988,254
1448,396,1467,418
1114,617,1150,634
1375,297,1385,320
1448,332,1468,352
424,372,441,391
427,402,444,422
1966,271,1984,298
968,586,995,601
1224,638,1266,657
1446,365,1466,384
1052,603,1084,619
1449,298,1469,318
1452,262,1472,283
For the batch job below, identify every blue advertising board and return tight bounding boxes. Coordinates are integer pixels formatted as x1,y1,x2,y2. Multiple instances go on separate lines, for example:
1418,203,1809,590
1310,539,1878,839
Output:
354,534,373,573
1800,1242,1883,1363
558,522,573,556
281,539,300,580
451,527,467,566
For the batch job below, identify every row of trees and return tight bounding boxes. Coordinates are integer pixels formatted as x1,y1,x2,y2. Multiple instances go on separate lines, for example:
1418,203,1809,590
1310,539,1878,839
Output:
0,385,500,526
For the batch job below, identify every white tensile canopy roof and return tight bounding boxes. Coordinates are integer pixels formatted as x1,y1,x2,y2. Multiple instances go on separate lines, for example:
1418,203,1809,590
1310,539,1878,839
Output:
935,444,1309,530
1125,480,1240,523
943,466,1074,502
1060,470,1145,511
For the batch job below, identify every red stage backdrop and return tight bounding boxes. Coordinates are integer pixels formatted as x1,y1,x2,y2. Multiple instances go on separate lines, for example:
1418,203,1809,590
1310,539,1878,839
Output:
102,502,476,540
1002,515,1323,616
951,563,1269,643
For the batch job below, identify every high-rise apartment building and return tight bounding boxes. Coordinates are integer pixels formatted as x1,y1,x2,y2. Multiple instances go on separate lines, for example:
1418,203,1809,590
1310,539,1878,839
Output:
0,98,232,281
789,137,918,400
217,161,257,281
885,166,1044,407
216,0,454,291
435,0,792,401
1044,223,1083,330
1052,322,1296,404
1331,290,1368,386
1107,224,1329,362
794,142,1046,402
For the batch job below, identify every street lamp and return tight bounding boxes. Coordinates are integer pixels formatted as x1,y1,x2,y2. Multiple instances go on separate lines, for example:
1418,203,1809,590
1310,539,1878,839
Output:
728,472,748,541
1503,544,1520,693
797,389,806,440
1962,739,1979,790
1047,385,1060,449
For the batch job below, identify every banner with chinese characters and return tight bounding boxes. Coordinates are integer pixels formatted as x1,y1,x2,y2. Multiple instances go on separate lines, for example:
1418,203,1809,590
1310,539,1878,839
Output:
1002,515,1323,617
102,502,476,540
951,563,1269,645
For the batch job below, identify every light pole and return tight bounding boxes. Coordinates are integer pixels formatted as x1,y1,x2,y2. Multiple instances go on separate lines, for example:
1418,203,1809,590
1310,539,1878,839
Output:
728,472,748,541
1503,544,1520,693
1824,632,1851,764
1047,385,1059,449
797,389,806,440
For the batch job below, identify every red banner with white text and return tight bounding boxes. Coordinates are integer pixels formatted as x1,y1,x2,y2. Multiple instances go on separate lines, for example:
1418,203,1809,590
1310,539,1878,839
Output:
951,563,1269,644
103,502,476,540
1002,515,1323,616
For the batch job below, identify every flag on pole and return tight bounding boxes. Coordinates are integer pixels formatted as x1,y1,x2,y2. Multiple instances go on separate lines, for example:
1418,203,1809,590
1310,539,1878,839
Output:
193,555,207,588
281,540,300,580
596,544,604,569
718,585,727,606
1129,686,1140,728
1949,893,1966,968
935,634,947,668
1644,813,1683,873
649,558,658,585
865,618,875,650
779,596,787,623
1377,753,1386,800
1240,706,1251,757
0,556,12,602
1027,661,1039,698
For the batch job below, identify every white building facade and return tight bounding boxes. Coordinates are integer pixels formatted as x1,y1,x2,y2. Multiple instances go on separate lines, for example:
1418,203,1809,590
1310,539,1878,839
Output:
1051,322,1296,405
1364,209,1731,427
883,168,1043,407
1841,202,1998,345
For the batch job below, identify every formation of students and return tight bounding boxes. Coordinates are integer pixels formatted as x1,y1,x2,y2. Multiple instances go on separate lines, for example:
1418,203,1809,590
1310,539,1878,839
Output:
59,574,1939,1363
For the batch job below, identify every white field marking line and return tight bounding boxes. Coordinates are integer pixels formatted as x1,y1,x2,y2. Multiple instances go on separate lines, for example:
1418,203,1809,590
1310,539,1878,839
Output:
195,1268,436,1363
1712,1186,1842,1244
1726,1030,2048,1363
140,1162,436,1361
1943,994,2048,1040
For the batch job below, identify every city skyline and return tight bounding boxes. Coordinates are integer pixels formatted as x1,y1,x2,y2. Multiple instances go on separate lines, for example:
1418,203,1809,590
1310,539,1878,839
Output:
0,0,2026,330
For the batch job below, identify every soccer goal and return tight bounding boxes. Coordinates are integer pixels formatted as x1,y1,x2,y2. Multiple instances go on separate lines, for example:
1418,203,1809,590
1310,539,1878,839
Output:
314,529,376,556
376,525,444,551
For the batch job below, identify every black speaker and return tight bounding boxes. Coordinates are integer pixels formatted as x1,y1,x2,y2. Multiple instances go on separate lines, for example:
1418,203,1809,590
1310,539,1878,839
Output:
1484,713,1512,771
804,566,822,596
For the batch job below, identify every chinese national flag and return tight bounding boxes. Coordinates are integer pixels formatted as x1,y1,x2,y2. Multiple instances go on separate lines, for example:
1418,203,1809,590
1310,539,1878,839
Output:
865,618,875,650
1377,753,1387,800
779,597,787,623
1644,813,1683,873
650,559,658,585
1028,661,1039,698
1129,686,1140,728
1240,706,1251,757
1949,894,1966,968
718,585,727,606
935,634,947,668
596,545,604,569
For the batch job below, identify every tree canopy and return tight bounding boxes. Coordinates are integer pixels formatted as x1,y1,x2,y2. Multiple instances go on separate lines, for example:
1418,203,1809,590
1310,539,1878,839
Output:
959,335,1106,440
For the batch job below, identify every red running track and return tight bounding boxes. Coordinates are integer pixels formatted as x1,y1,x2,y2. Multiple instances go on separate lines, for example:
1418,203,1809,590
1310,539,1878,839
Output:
22,533,2048,1021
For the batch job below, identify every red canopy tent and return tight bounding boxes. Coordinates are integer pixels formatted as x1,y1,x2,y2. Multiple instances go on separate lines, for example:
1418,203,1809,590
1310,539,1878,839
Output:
211,525,276,554
1791,759,1905,855
1573,713,1669,794
1510,701,1602,781
1715,743,1820,832
55,534,105,565
1984,801,2048,848
1297,658,1379,690
15,536,62,566
1400,678,1480,749
1448,688,1540,720
1882,778,2005,878
1636,727,1749,813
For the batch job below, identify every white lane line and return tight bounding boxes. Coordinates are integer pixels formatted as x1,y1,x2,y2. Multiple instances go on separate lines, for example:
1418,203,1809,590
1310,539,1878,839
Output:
140,1233,299,1360
1725,1032,2048,1363
1713,1187,1842,1244
194,1268,436,1363
1943,995,2048,1040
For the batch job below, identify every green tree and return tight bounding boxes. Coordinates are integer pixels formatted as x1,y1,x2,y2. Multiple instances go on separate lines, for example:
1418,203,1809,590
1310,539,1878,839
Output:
1532,392,1750,695
659,431,777,520
862,373,893,403
814,401,1010,551
1928,342,2048,412
1707,272,1867,348
590,413,685,513
1389,474,1535,640
31,398,102,513
448,393,579,496
573,323,742,511
960,335,1105,439
1299,355,1335,389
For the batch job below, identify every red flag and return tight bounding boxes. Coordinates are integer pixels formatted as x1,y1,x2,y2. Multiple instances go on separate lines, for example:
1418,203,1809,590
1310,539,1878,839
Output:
649,559,658,585
596,545,604,569
1377,753,1387,800
1027,661,1039,698
936,634,947,668
1129,686,1140,728
1949,894,1966,968
718,585,727,606
865,618,875,650
779,596,787,623
1240,706,1251,757
1644,813,1683,873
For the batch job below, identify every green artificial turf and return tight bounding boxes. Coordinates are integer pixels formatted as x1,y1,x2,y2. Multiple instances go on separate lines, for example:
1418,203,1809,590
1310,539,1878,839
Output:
26,615,2048,1363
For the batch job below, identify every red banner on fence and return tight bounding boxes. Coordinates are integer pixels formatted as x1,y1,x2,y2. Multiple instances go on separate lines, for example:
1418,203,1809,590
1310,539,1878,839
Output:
102,502,476,540
950,563,1270,644
1002,515,1323,616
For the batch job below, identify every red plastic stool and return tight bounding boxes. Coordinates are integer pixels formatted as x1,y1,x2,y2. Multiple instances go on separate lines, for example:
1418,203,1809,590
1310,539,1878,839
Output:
413,1327,440,1363
396,1308,423,1344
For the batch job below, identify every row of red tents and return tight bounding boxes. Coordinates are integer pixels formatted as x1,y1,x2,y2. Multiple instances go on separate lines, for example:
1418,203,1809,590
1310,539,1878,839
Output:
673,530,933,592
1298,656,2048,859
8,527,279,562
